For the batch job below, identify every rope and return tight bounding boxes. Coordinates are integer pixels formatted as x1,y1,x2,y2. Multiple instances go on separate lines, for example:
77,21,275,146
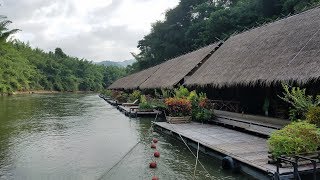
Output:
177,133,214,180
193,142,200,180
97,141,141,180
153,111,213,179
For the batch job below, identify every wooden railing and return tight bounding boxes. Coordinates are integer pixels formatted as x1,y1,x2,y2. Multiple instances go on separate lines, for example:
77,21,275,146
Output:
209,100,240,113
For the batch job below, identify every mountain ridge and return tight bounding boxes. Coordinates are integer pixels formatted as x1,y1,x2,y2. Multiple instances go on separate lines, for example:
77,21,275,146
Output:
97,59,135,67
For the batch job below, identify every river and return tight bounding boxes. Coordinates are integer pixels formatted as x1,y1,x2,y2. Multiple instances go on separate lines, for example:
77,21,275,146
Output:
0,94,249,180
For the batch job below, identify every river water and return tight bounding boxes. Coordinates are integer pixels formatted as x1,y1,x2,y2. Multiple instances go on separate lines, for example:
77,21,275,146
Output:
0,94,249,180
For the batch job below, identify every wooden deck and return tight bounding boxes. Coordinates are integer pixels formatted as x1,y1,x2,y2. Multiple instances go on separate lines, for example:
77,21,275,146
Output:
214,110,290,136
154,122,319,179
117,105,161,117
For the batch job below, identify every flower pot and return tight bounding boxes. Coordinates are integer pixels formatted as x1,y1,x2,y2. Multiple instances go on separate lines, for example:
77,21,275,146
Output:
166,116,191,124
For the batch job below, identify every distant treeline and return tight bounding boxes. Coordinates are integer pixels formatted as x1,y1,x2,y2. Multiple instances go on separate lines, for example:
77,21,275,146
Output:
0,17,126,94
128,0,320,73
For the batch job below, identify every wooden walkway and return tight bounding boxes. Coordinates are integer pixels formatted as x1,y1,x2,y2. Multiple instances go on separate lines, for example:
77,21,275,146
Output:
214,110,290,136
154,122,319,179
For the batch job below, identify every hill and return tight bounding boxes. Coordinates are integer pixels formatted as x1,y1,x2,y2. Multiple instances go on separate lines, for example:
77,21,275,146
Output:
98,59,135,67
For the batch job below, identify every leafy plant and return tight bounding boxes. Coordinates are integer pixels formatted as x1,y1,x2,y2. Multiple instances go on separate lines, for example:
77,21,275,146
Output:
278,84,320,120
187,90,213,122
165,97,192,117
161,88,173,98
267,121,320,158
187,90,199,102
129,90,141,102
194,108,213,122
115,92,129,103
101,89,112,97
150,98,167,110
154,89,162,99
174,86,190,98
139,95,153,110
111,90,121,99
306,106,320,128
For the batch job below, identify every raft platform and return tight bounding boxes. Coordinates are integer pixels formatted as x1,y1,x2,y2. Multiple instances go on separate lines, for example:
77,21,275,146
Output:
100,95,161,117
153,122,320,180
117,105,162,117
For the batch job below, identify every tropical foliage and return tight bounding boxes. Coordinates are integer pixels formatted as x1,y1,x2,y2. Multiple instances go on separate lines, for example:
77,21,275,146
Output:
165,97,192,117
189,91,214,122
129,90,141,102
128,0,320,73
278,84,320,120
0,17,126,94
114,91,129,103
161,86,213,120
306,107,320,128
139,95,153,110
268,121,320,158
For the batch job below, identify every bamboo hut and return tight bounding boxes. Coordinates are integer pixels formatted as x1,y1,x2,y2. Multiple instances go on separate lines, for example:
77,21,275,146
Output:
108,64,161,90
139,42,222,89
184,7,320,117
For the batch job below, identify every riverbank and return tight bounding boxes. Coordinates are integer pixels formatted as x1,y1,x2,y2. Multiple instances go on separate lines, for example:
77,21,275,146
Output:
1,90,96,96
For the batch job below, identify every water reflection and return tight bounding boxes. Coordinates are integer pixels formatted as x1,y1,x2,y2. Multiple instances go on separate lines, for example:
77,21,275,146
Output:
0,94,250,180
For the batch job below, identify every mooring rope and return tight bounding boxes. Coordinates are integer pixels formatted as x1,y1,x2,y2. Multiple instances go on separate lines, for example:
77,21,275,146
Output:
193,142,200,180
97,141,141,180
177,133,214,180
160,111,214,180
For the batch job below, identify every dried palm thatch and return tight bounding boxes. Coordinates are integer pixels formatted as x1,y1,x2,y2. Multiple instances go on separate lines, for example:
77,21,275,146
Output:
107,65,161,90
139,43,221,89
184,7,320,88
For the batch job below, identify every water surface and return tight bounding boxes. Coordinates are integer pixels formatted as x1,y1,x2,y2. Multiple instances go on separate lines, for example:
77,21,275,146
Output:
0,94,249,180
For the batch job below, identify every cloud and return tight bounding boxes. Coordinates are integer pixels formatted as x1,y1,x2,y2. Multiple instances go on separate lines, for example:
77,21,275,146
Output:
0,0,178,62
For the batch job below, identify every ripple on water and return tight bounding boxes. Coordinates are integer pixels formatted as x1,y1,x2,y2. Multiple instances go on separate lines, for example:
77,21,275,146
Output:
0,94,251,180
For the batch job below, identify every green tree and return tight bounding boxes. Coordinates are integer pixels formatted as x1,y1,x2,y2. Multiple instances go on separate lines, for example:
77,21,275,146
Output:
0,16,20,42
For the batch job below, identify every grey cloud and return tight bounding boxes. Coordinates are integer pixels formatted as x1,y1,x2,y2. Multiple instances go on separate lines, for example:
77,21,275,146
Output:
0,0,177,61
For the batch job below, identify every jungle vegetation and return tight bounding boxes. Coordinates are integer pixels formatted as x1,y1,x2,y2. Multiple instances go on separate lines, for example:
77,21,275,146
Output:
128,0,320,73
0,16,126,94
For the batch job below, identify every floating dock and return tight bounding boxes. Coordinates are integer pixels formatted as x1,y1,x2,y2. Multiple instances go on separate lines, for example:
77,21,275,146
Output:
117,105,162,117
153,122,320,180
99,95,161,117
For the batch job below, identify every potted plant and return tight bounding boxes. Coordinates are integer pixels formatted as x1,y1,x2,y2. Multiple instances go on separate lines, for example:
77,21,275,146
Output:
138,95,154,112
164,97,192,123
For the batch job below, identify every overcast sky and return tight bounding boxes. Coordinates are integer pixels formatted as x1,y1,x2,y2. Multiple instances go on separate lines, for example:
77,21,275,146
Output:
0,0,179,62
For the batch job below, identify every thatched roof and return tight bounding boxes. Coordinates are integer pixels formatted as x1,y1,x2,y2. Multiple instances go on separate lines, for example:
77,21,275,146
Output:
139,43,221,89
185,7,320,88
107,65,161,90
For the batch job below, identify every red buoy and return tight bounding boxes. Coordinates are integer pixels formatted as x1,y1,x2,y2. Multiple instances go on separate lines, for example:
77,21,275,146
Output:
153,138,158,143
154,151,160,158
151,143,157,149
152,176,159,180
149,161,157,168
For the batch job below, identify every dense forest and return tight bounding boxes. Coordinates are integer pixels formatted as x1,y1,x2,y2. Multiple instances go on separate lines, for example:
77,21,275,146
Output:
128,0,320,73
0,16,126,94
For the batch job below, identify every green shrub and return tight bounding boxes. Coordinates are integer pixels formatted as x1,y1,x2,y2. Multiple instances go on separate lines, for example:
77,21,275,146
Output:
129,90,141,102
101,89,112,97
267,121,320,158
139,95,153,110
161,88,173,98
150,99,167,110
306,106,320,128
174,86,190,98
115,92,128,103
194,108,213,122
278,84,320,120
187,90,199,102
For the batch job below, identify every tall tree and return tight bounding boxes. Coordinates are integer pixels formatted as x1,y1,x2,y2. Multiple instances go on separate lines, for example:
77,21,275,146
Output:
0,16,19,42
